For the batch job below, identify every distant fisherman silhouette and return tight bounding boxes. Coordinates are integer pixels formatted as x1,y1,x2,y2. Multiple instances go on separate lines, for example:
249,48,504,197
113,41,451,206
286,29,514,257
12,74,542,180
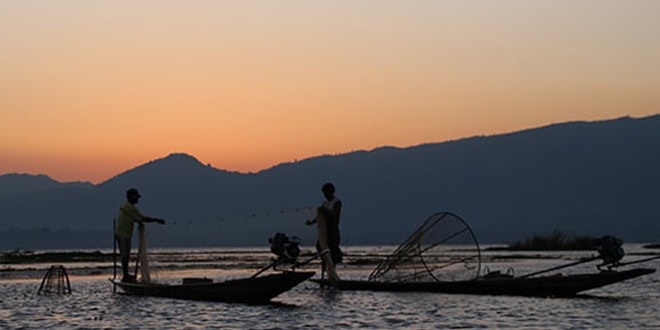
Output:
114,188,165,282
306,182,343,283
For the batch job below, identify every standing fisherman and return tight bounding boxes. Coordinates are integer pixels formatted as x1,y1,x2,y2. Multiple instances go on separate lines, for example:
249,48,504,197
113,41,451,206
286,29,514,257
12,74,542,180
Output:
306,182,343,283
114,188,165,282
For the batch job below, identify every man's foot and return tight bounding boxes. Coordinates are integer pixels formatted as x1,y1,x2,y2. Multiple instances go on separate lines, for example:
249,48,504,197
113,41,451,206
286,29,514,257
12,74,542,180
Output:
121,275,137,283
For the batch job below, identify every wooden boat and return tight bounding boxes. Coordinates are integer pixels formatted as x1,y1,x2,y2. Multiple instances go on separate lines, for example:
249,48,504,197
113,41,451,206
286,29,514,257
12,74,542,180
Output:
112,271,314,304
312,268,655,298
311,212,657,298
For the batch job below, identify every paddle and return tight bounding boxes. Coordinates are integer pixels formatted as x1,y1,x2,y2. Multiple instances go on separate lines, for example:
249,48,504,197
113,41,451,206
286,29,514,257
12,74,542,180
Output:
616,254,660,267
517,256,600,279
113,218,117,292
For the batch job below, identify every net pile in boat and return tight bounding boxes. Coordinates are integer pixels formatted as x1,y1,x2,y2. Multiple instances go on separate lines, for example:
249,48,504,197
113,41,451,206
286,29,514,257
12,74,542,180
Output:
368,212,481,283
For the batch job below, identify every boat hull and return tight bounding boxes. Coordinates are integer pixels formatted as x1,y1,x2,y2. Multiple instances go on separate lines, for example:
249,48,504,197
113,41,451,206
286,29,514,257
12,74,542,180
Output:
112,271,315,304
312,268,654,297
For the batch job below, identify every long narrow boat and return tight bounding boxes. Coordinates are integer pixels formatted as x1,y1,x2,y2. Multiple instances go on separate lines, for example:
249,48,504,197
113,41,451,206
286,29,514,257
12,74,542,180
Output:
112,271,314,304
313,268,655,298
311,212,657,298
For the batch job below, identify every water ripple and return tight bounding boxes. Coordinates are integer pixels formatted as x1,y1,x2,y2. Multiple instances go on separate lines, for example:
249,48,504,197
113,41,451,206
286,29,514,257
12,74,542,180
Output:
1,249,659,329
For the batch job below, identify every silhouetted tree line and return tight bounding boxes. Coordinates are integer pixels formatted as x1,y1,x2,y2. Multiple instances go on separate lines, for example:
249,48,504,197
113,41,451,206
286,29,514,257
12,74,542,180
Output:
505,229,597,251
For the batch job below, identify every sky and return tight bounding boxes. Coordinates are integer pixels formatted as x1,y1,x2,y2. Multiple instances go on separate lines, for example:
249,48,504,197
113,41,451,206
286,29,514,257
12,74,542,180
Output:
1,1,659,184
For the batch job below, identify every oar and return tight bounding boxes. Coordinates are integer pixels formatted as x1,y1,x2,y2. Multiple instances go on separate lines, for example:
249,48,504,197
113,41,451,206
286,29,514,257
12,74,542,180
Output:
294,249,329,268
517,256,600,279
134,249,140,279
133,225,142,279
251,258,283,279
113,218,117,292
616,254,660,267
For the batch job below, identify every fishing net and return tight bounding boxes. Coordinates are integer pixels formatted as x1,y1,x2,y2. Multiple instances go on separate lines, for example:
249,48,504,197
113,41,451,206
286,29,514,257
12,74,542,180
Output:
137,224,152,282
369,212,481,282
135,224,162,284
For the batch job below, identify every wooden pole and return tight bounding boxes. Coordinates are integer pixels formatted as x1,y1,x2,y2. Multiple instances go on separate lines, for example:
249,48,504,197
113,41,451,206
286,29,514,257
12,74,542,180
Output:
113,218,117,292
518,256,599,279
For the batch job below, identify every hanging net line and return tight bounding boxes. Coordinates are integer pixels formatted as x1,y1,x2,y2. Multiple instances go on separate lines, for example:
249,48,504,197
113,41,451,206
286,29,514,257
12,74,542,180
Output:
368,212,481,283
134,223,161,284
137,224,152,283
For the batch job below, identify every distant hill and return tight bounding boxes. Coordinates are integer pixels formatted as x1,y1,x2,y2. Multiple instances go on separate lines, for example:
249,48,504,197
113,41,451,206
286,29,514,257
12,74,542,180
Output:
0,173,92,200
1,114,659,249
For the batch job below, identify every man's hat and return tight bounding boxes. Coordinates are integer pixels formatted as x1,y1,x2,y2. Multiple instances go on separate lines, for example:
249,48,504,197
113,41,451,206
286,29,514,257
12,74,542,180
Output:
126,188,141,198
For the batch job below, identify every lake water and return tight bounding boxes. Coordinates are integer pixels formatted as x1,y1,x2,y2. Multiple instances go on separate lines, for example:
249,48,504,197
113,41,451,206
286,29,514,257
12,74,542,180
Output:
1,245,659,329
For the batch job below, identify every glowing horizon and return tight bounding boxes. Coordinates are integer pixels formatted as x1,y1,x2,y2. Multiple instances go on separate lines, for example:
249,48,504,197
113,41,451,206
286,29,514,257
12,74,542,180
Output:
2,1,659,183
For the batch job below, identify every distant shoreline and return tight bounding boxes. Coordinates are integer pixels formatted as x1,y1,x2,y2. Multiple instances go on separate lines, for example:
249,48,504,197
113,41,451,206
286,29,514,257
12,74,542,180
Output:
3,243,658,265
3,245,658,282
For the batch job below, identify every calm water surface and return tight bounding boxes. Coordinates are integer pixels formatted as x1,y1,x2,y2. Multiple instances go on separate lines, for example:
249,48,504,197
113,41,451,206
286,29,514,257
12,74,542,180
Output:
1,245,659,329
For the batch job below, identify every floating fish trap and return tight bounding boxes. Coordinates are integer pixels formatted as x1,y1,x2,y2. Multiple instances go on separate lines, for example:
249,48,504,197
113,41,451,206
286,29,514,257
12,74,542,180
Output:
37,265,72,295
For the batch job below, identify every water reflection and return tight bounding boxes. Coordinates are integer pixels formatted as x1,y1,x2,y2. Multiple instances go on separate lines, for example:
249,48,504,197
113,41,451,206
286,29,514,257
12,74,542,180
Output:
0,245,658,329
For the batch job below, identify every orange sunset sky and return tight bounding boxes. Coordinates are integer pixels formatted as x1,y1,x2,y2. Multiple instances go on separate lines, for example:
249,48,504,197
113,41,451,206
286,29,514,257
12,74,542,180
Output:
1,1,659,184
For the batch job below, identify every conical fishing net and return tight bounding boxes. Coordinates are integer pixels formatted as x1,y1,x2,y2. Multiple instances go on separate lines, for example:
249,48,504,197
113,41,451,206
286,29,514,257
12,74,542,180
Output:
369,212,481,282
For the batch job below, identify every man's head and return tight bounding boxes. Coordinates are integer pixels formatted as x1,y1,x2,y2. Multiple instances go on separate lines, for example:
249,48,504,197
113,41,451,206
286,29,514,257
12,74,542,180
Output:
322,182,335,199
126,188,141,203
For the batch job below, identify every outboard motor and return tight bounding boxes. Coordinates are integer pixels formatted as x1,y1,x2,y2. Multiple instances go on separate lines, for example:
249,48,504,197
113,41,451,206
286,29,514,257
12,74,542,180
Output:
251,233,303,278
269,232,301,263
595,235,624,270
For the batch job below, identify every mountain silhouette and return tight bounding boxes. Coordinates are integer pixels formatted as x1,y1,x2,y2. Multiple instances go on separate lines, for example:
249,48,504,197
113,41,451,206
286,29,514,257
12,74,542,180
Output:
1,115,659,249
0,173,91,200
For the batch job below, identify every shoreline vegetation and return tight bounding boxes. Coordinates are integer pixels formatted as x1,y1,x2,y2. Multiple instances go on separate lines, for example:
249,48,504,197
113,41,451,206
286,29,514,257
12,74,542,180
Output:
487,230,660,252
1,250,113,264
2,234,659,265
487,230,597,251
2,235,659,280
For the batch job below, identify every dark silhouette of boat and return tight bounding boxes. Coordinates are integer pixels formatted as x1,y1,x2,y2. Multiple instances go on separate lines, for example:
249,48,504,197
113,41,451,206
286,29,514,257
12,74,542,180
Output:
111,224,315,304
312,212,658,298
112,270,314,304
312,268,654,297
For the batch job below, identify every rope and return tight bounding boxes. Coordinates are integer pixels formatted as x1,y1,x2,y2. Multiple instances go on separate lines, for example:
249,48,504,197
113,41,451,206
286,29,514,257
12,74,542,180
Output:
167,206,316,226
